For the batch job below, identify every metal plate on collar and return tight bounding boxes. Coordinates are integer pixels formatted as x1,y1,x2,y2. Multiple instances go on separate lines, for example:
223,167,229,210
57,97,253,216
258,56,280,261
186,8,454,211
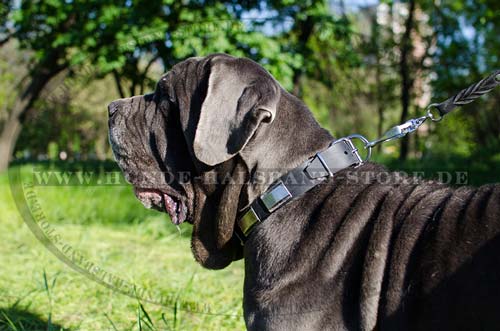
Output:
238,207,260,236
260,181,292,213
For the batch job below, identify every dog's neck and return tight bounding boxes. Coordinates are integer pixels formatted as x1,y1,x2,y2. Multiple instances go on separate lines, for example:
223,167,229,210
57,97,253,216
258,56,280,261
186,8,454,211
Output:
239,91,334,207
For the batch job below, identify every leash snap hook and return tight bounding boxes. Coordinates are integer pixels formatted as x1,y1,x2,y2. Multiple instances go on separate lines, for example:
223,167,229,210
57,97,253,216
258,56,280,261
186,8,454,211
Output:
365,115,429,149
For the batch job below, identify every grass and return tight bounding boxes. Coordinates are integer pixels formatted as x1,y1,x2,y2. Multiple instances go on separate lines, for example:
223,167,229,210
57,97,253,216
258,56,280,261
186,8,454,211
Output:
0,163,245,331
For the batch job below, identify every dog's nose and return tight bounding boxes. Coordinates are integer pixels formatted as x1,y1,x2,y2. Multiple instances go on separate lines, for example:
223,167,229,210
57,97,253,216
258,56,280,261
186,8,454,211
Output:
108,101,121,117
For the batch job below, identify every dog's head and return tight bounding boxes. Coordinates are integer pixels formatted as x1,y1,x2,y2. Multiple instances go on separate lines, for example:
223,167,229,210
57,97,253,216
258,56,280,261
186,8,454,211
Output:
108,54,332,269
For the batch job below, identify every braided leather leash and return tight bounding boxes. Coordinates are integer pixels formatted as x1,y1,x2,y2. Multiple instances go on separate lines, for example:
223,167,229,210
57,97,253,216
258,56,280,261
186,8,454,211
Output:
432,70,500,119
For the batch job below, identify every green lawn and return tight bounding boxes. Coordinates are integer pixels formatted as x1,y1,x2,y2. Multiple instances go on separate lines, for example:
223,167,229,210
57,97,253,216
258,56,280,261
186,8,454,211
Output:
0,163,245,331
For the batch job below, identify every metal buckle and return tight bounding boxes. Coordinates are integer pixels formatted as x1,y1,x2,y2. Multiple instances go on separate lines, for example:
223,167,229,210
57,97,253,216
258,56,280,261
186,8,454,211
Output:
342,136,365,165
260,181,292,213
330,136,366,165
304,137,366,180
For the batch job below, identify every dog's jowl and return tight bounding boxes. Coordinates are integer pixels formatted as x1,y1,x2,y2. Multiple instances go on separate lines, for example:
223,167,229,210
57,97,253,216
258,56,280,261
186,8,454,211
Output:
109,53,500,331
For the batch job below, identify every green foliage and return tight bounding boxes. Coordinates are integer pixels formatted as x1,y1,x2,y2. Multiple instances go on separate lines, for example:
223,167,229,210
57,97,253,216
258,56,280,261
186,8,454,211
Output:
11,0,352,94
0,1,13,34
3,0,500,169
427,0,500,159
4,0,359,160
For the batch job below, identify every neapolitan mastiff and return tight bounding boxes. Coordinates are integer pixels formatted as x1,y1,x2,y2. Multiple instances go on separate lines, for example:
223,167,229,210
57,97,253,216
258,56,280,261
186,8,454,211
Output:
108,54,500,330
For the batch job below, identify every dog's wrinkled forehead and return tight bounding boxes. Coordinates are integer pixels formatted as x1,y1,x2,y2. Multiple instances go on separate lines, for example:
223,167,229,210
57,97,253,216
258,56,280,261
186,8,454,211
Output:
153,56,212,169
159,56,211,131
108,55,215,187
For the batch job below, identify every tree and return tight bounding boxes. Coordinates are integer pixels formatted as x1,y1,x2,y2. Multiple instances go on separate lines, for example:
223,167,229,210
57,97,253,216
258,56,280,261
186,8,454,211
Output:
0,1,284,170
359,0,433,160
0,1,87,170
426,0,500,158
398,0,416,161
0,0,14,46
396,0,434,160
359,3,400,151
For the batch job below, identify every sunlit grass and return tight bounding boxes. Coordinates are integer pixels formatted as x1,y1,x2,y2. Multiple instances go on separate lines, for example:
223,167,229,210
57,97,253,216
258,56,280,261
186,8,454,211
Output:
0,164,245,331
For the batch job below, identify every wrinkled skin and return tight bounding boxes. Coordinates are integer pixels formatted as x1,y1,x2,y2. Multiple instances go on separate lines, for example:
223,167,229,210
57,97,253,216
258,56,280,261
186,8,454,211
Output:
109,54,500,330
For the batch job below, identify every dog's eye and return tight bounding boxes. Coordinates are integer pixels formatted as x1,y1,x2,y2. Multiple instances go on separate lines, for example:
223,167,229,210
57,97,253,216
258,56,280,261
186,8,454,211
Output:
158,76,168,93
158,75,177,104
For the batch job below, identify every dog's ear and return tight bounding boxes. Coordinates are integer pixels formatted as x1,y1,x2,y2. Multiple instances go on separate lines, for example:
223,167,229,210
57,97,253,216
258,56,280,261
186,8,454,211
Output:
191,158,247,269
193,55,280,166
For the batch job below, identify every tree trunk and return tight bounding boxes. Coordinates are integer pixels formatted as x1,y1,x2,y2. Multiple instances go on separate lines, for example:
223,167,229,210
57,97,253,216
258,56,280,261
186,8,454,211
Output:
372,12,384,153
292,14,314,96
0,51,65,172
0,115,22,171
399,0,416,161
376,64,384,153
113,69,126,98
0,93,30,172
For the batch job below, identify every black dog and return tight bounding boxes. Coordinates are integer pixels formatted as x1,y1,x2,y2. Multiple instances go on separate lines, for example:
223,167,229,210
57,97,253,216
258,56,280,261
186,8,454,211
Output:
108,53,500,330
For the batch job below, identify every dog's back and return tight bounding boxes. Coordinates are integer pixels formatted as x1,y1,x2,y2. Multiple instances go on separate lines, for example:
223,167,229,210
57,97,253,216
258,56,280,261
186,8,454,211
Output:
243,163,500,330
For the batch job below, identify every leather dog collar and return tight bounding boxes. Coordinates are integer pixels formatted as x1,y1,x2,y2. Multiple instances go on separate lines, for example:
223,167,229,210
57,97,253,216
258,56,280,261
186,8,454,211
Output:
235,136,366,244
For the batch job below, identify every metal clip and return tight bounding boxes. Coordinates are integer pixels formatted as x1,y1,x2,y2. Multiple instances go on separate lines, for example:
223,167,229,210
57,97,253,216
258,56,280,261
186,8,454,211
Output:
365,116,428,148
